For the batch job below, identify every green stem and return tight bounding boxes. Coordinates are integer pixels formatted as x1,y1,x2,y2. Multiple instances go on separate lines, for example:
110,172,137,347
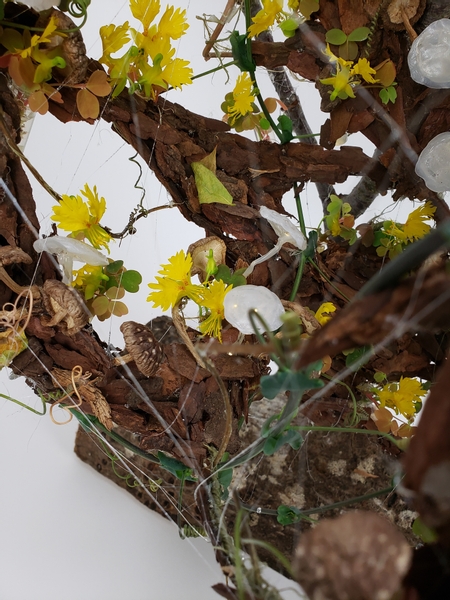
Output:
191,61,237,82
289,251,306,301
243,0,285,143
241,485,395,517
291,424,402,448
70,408,160,464
322,373,359,426
0,392,46,416
294,182,306,237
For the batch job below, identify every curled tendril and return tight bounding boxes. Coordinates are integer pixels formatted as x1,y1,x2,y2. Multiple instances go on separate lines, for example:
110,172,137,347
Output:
0,288,34,359
49,365,84,425
65,0,91,19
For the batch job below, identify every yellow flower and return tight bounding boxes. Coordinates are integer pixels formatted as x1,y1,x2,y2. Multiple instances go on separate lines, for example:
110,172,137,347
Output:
384,201,436,245
321,64,356,101
314,302,336,325
73,264,108,299
147,250,203,311
351,58,378,84
403,201,436,241
21,16,59,59
130,0,161,33
377,377,426,420
248,0,283,38
227,72,256,123
51,184,111,252
99,23,130,64
198,280,232,342
161,57,193,89
158,6,189,39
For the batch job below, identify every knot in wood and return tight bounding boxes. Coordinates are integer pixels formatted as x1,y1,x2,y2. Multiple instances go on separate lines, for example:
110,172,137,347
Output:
120,321,164,377
42,279,90,336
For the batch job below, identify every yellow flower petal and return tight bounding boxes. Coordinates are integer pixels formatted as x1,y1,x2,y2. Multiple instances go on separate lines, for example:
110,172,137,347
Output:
314,302,336,325
130,0,160,33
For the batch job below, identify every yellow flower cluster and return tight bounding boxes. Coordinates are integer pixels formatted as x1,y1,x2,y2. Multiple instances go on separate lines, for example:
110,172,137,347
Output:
376,201,436,258
320,46,378,101
99,0,192,98
147,250,232,341
376,377,426,420
248,0,283,38
51,184,111,252
227,72,256,123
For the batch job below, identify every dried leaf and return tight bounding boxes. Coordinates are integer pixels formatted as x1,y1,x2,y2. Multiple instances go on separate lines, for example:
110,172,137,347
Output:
375,59,396,87
28,91,49,115
76,88,99,119
86,70,111,97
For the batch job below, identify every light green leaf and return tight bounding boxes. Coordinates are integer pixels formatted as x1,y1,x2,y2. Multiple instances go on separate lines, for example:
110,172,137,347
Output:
348,27,370,42
192,162,233,205
325,28,347,45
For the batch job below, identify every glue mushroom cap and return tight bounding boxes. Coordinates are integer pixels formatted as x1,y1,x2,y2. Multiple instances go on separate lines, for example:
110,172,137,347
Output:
119,321,164,377
259,206,307,250
33,236,109,284
224,284,285,335
187,236,226,281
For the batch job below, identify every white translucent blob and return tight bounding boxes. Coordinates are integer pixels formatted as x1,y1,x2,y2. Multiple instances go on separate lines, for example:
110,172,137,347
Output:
243,206,307,277
224,285,285,335
408,19,450,88
34,236,109,283
415,132,450,192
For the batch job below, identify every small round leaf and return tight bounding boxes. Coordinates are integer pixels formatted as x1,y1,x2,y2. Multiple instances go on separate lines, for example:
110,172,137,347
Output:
325,28,347,45
120,270,142,293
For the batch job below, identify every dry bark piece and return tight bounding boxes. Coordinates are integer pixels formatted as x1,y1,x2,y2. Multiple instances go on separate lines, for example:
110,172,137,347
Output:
39,9,89,84
0,245,39,297
294,510,412,600
117,321,164,377
41,279,90,335
188,236,226,282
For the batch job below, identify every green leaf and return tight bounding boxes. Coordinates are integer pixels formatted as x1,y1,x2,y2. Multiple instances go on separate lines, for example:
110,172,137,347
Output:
387,85,397,103
120,270,142,293
279,18,298,38
412,517,438,544
216,264,247,287
277,115,294,143
259,117,271,130
230,30,255,72
277,505,302,526
339,40,358,61
157,451,197,482
105,260,124,275
373,371,386,383
277,114,293,134
379,88,392,105
325,28,347,45
192,162,233,205
260,366,324,400
345,345,372,368
264,430,303,455
304,230,318,260
348,27,370,42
